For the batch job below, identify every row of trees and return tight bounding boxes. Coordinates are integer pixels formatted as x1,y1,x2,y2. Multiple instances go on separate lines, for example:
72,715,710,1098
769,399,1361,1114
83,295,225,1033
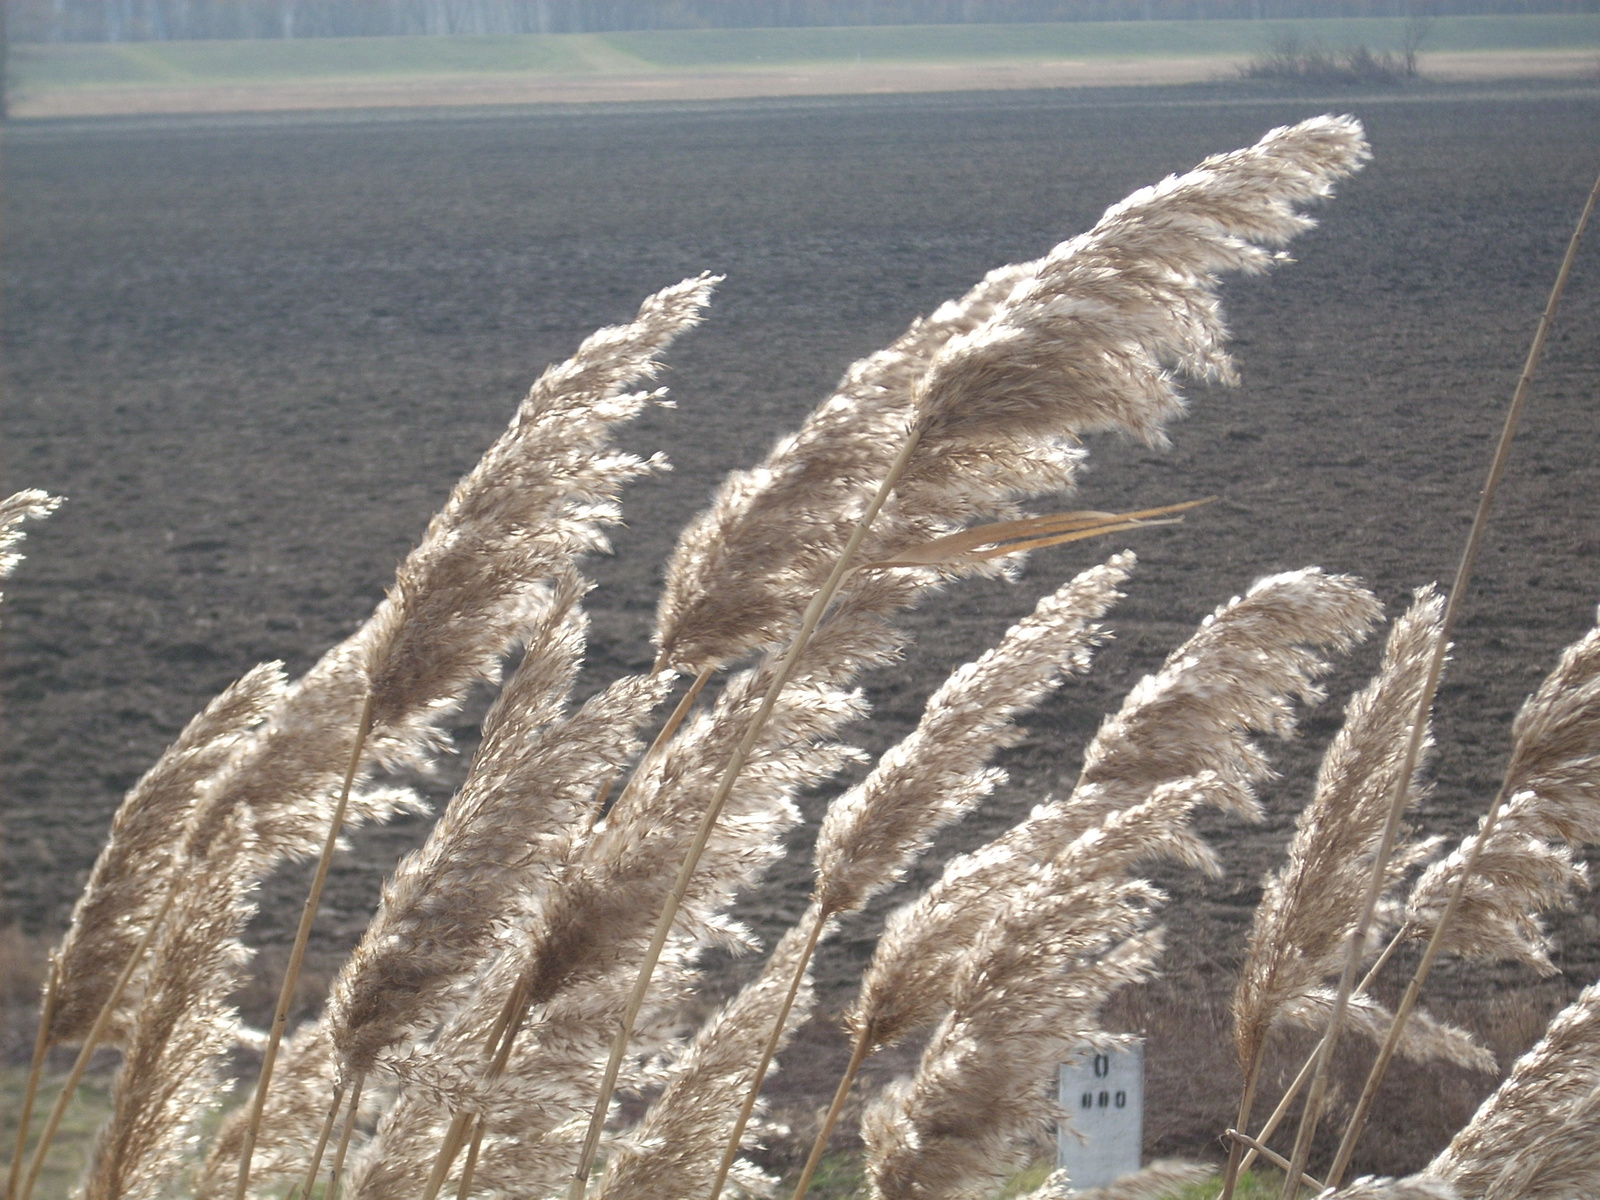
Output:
7,0,1594,43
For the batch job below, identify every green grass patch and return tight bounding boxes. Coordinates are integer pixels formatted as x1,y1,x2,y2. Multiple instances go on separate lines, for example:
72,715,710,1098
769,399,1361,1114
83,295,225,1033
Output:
1178,1167,1286,1199
609,15,1600,68
10,14,1599,93
9,32,610,89
1,1068,115,1200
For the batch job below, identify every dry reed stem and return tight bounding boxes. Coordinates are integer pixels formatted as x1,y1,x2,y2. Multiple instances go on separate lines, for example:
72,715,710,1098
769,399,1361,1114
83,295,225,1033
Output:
234,692,374,1200
5,955,59,1200
84,809,258,1200
1234,933,1404,1181
598,917,822,1200
700,907,830,1200
325,1074,365,1200
1404,612,1600,970
296,1081,342,1200
1225,1130,1324,1192
790,1025,872,1200
1284,161,1600,1199
16,889,173,1200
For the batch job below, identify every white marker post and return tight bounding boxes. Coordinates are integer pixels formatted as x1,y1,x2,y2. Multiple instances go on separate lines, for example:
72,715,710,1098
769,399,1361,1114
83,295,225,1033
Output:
1057,1041,1144,1188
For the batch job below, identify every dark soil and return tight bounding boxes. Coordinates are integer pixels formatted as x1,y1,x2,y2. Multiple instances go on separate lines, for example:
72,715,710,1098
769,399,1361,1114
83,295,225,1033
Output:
4,80,1599,1176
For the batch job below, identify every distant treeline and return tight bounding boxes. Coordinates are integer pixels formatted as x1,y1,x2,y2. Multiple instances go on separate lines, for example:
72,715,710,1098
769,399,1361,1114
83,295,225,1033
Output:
7,0,1597,42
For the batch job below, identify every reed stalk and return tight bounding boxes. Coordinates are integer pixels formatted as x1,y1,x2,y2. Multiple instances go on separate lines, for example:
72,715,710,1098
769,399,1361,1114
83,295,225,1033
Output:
18,886,176,1200
454,1120,486,1200
6,957,59,1200
1281,161,1600,1200
235,693,375,1200
325,1073,365,1200
791,1026,873,1200
1219,1048,1265,1200
1235,934,1404,1181
1324,163,1600,1192
705,905,828,1200
296,1082,343,1200
1224,1129,1324,1192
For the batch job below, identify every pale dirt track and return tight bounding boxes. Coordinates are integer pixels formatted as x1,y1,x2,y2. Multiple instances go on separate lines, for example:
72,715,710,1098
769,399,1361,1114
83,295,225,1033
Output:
10,49,1597,118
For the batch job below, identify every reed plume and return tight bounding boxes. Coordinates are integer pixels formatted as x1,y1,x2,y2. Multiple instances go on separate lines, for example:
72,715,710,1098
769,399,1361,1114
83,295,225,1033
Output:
1431,980,1600,1200
814,552,1132,917
1234,590,1474,1073
654,259,1035,675
854,568,1379,1049
196,589,673,1197
0,489,60,584
353,639,869,1197
597,917,823,1200
657,115,1369,682
1404,611,1600,968
76,275,716,1200
327,574,671,1080
610,123,1369,1195
897,116,1370,509
861,777,1226,1200
46,663,287,1047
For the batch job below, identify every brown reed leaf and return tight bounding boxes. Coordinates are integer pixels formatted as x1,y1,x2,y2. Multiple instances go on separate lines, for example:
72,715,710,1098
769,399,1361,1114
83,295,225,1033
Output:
856,501,1207,569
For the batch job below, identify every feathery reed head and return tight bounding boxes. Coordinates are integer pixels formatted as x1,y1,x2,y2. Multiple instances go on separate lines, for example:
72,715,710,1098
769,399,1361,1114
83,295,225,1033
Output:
812,552,1133,916
1234,588,1444,1070
1404,609,1600,970
0,489,62,581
